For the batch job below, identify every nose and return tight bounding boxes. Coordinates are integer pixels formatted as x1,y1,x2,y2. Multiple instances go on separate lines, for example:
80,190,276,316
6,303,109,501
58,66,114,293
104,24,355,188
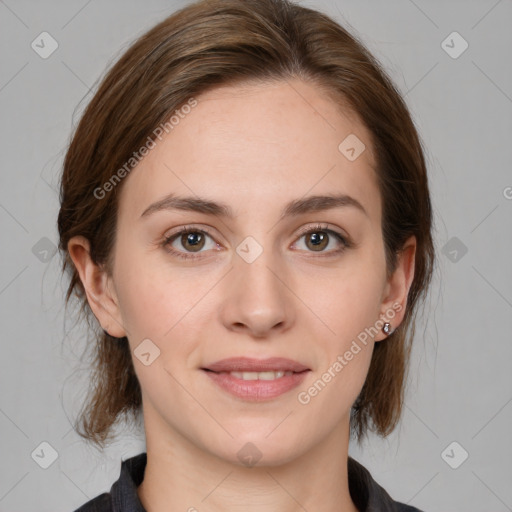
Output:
218,249,295,339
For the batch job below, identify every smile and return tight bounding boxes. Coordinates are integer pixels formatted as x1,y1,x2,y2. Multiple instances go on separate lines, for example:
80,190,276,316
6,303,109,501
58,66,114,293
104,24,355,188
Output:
202,368,310,401
212,370,295,380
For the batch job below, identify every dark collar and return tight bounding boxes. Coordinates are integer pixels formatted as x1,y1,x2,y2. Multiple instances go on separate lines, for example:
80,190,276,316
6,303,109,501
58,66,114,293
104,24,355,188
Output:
78,452,423,512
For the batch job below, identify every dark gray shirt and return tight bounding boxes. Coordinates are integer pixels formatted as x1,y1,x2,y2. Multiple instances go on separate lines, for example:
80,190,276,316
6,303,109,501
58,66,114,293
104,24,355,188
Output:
73,452,425,512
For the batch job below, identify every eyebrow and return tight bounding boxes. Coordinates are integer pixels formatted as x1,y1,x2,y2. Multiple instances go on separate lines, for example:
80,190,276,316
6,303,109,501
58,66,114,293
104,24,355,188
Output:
140,192,368,220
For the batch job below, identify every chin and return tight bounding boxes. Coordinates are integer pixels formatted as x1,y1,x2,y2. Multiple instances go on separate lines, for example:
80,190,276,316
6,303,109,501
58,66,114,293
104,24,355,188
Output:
210,429,309,469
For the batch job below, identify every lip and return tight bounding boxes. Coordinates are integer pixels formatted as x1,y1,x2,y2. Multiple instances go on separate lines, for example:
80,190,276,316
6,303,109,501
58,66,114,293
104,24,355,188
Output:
202,369,310,401
201,357,311,402
202,357,310,373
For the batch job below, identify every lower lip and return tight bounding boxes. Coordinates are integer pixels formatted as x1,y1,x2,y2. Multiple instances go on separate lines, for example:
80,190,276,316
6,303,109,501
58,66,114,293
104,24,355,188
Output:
202,370,310,401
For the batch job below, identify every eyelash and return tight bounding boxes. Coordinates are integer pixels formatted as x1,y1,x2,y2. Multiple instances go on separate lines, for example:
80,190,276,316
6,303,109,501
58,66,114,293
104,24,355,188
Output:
161,223,351,261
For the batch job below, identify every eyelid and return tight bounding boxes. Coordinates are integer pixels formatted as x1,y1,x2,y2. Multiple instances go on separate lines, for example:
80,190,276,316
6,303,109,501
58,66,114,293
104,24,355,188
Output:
164,222,348,239
163,223,216,241
162,224,222,248
294,222,348,241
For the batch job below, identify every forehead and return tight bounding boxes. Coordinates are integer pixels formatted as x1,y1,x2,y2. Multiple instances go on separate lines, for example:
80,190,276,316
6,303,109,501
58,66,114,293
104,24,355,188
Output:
117,78,381,224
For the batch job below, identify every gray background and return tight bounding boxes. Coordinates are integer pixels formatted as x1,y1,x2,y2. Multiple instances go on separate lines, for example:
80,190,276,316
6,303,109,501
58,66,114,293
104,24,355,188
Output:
1,0,511,511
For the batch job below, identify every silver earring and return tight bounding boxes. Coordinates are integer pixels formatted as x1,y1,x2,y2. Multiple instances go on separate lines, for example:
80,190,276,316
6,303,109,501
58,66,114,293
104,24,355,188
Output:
383,322,392,335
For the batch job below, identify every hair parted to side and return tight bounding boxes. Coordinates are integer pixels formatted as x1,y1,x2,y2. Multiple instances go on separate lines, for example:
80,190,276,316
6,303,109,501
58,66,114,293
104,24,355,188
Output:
58,0,435,450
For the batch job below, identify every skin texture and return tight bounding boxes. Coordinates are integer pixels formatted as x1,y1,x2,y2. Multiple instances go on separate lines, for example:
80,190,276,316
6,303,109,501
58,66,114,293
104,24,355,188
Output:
68,78,416,512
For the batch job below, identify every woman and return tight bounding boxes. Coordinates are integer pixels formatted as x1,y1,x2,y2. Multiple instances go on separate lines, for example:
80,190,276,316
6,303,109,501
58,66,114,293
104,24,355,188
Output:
58,0,435,510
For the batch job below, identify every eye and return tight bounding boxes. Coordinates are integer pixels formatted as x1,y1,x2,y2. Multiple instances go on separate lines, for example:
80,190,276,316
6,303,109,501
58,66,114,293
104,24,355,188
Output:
292,223,350,255
162,225,220,260
161,223,351,261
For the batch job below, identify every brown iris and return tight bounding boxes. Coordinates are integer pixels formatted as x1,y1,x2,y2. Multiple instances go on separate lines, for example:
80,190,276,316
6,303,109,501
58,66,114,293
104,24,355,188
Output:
181,231,206,252
305,231,329,251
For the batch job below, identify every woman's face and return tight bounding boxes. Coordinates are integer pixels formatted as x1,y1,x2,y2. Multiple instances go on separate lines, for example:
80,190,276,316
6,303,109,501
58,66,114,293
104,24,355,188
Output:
77,78,414,465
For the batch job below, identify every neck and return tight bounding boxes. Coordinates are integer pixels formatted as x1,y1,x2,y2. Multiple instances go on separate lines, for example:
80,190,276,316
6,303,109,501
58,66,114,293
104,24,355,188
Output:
137,405,359,512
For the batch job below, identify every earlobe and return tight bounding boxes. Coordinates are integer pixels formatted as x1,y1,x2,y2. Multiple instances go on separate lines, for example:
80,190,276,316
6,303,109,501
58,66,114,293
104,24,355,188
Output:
67,236,127,338
375,235,417,342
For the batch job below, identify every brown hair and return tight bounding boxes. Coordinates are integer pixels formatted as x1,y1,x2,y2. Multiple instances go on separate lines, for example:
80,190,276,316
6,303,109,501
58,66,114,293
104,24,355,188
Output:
58,0,435,449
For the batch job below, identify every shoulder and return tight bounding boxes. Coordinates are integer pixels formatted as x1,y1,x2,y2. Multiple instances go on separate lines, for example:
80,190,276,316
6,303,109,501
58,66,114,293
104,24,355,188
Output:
71,452,147,512
73,492,112,511
347,456,427,512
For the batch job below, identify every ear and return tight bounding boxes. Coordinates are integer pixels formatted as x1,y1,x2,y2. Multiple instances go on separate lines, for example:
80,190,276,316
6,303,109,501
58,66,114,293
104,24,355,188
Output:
374,235,416,342
67,235,127,338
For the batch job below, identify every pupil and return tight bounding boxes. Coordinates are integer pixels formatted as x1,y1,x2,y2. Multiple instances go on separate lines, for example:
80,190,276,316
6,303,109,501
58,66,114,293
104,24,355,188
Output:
311,232,323,245
183,232,204,252
188,233,199,245
308,231,328,251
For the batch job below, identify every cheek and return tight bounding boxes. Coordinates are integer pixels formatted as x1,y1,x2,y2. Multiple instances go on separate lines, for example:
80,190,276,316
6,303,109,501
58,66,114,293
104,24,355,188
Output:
305,253,386,341
113,247,185,339
297,268,381,416
114,249,220,355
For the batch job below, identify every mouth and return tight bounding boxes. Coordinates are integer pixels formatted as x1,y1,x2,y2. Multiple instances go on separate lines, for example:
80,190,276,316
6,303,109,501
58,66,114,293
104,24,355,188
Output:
202,368,308,380
202,356,310,373
200,357,311,401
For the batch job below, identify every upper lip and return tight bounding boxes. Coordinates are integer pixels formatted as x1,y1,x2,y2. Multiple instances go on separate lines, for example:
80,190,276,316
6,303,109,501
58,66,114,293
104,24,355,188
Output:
202,357,310,373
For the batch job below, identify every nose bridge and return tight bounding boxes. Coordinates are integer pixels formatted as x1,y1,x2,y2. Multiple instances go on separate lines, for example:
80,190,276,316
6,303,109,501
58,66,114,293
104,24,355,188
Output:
220,235,293,335
235,236,285,305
